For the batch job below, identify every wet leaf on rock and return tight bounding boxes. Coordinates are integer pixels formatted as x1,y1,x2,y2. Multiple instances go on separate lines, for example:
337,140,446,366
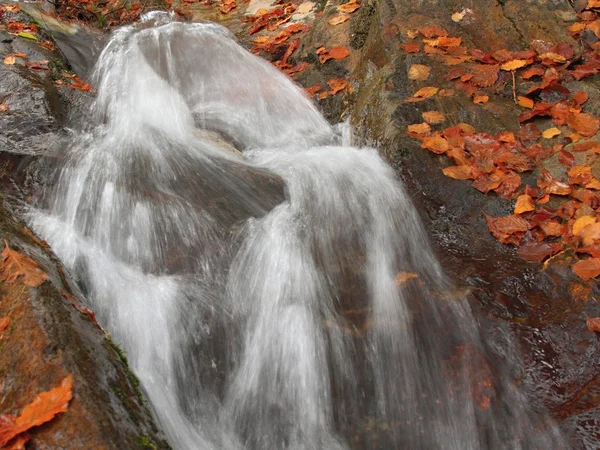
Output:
0,242,47,287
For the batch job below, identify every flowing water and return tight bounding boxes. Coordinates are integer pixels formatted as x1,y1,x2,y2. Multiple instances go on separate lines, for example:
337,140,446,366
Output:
29,12,568,450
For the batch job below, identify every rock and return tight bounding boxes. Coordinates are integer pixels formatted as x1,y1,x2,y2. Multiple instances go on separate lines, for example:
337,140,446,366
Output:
0,200,170,449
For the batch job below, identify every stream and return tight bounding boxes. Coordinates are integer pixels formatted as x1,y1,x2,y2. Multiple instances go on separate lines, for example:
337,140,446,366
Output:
28,12,568,449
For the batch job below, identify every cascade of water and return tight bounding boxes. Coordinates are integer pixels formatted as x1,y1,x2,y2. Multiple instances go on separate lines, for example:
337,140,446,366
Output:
29,13,569,450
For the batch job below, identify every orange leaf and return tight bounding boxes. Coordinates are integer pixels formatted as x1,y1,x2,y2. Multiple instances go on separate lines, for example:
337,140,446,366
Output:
327,77,348,94
421,135,449,153
567,112,599,138
442,165,473,180
401,43,420,53
473,94,489,104
329,46,349,59
574,216,596,236
304,85,322,97
485,214,530,244
407,122,431,137
0,241,47,287
394,272,418,285
3,434,30,450
3,55,15,65
328,14,350,25
500,59,528,71
588,316,600,332
418,25,448,38
514,194,535,214
337,1,360,13
0,375,73,446
405,86,438,102
517,96,534,108
0,317,9,334
422,110,446,124
408,64,430,81
572,258,600,279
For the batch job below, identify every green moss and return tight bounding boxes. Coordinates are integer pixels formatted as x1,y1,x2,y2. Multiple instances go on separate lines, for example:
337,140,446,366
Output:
136,434,159,450
350,3,375,50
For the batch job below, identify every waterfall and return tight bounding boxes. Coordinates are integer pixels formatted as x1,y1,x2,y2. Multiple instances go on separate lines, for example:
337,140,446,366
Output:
28,12,568,450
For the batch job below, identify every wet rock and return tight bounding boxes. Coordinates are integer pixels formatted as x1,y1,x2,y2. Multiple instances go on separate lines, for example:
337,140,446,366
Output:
0,200,170,449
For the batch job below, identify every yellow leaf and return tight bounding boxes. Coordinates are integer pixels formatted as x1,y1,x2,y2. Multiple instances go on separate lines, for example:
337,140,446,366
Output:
407,64,430,81
517,96,534,108
500,59,528,71
442,165,473,180
542,127,561,139
573,216,597,236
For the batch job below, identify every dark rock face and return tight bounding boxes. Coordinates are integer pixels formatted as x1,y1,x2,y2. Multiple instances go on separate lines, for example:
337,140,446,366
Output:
346,1,600,448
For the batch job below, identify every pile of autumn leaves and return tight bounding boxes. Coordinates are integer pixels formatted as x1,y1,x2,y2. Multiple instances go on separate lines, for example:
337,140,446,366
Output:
0,242,73,450
406,3,600,279
216,0,358,99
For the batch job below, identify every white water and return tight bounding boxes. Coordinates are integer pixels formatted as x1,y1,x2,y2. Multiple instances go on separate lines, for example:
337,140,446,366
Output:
30,13,568,449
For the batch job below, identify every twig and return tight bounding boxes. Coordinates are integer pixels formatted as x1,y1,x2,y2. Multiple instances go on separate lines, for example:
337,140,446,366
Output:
512,70,517,104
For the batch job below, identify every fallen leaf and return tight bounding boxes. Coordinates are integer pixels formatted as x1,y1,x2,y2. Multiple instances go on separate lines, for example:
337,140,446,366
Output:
328,14,350,25
573,258,600,279
422,110,446,124
304,85,322,97
473,94,489,104
514,194,535,214
418,25,448,38
542,127,561,139
0,104,8,112
574,216,597,235
394,272,418,285
443,165,473,180
587,316,600,332
0,375,73,446
408,64,430,81
518,242,557,262
485,214,530,244
17,32,37,41
3,435,30,450
0,317,9,334
567,112,599,138
517,96,534,108
580,222,600,245
337,0,360,13
500,59,528,71
408,122,432,136
404,86,438,103
0,241,47,287
327,77,348,94
4,55,15,65
401,43,421,53
421,135,449,153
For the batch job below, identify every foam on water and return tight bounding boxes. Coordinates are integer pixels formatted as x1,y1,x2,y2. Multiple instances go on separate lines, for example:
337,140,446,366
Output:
29,13,568,450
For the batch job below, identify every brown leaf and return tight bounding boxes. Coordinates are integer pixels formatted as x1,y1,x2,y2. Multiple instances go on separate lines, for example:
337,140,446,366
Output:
422,110,446,124
418,25,448,38
514,194,535,214
522,67,544,79
537,169,572,195
558,150,576,167
0,241,47,287
408,64,430,81
518,242,556,262
0,317,8,335
0,375,73,446
473,94,489,104
579,222,600,245
572,258,600,279
470,64,500,87
485,214,530,244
